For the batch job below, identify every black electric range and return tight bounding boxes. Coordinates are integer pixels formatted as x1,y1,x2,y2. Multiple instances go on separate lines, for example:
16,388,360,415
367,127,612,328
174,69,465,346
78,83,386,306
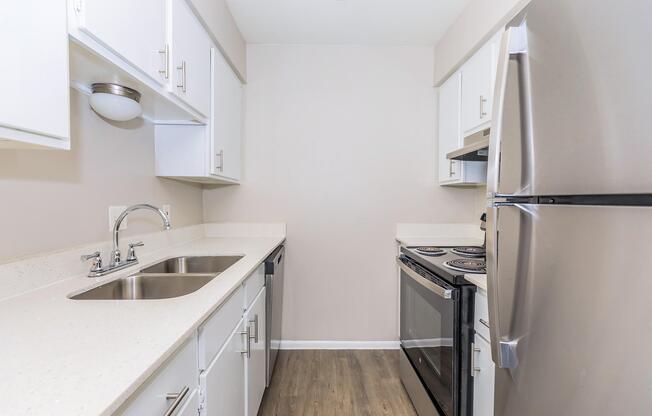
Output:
398,245,485,416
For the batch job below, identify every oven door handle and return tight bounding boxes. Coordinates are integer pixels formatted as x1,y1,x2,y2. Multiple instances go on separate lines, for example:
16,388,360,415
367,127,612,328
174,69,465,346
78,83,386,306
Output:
398,259,453,299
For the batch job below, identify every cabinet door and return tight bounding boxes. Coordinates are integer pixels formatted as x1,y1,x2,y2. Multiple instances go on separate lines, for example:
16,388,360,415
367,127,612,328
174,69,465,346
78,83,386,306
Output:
0,0,69,146
438,73,463,183
245,288,266,416
472,335,495,416
211,49,243,180
119,337,198,416
78,0,168,86
461,43,494,134
201,319,246,416
170,0,212,117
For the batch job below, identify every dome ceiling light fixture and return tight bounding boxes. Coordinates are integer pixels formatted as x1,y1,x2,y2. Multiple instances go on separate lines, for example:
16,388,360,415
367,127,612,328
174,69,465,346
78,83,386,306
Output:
89,83,142,122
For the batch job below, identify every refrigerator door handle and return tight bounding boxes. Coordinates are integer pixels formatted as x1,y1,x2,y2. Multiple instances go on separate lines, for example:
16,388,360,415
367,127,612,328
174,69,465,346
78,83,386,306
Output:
487,205,521,369
487,22,533,198
487,27,512,196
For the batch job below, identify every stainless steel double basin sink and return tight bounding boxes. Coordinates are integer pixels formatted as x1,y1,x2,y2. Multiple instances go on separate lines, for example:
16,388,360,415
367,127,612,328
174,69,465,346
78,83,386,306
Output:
70,256,243,300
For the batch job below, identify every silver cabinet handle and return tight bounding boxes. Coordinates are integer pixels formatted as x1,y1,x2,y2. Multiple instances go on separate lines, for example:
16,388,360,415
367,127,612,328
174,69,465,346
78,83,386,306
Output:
215,150,224,172
177,61,187,93
249,314,259,343
479,318,490,329
158,44,169,79
164,386,189,416
398,258,453,299
239,326,251,358
471,343,482,377
480,95,487,118
449,159,456,177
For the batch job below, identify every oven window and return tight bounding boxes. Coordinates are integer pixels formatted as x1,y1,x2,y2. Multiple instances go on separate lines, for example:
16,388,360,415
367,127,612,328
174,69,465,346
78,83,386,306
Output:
400,267,456,416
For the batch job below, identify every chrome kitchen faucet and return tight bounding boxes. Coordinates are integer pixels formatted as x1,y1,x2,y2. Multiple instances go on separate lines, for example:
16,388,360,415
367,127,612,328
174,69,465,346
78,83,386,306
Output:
81,204,171,277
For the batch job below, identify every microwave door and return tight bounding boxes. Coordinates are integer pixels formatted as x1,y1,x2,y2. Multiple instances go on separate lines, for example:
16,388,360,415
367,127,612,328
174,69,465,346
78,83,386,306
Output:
487,203,652,416
490,0,652,197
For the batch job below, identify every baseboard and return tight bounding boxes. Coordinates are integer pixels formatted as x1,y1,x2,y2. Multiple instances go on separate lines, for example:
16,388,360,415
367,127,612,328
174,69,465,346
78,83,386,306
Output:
280,340,400,350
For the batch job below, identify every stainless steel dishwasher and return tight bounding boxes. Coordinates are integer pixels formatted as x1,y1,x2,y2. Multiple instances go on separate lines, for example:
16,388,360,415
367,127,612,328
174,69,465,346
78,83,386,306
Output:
265,245,285,386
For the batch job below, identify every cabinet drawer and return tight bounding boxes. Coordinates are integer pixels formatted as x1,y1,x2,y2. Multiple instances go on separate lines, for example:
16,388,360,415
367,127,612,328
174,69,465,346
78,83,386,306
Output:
198,286,244,369
118,336,197,416
244,264,265,310
474,288,490,341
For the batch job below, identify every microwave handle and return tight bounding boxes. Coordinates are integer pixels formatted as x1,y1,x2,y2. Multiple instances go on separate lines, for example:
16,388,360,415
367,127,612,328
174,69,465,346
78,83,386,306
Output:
398,259,453,299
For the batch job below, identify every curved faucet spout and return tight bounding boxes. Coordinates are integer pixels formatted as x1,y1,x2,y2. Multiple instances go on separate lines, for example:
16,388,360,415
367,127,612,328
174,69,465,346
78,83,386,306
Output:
111,204,171,266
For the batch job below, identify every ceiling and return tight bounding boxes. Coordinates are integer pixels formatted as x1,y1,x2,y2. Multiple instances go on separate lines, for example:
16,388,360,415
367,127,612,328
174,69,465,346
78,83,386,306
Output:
226,0,471,45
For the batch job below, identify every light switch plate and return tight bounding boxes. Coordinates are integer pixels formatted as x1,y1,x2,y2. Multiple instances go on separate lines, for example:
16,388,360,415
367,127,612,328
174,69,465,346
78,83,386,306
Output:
109,206,128,231
162,204,171,222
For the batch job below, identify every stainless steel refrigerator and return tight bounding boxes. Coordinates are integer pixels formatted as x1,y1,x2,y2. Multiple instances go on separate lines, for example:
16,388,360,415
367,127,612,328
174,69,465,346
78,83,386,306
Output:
486,0,652,415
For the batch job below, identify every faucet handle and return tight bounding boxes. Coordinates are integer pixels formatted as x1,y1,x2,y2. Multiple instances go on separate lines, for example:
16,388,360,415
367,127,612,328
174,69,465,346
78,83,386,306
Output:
81,252,103,274
126,241,144,262
81,251,101,261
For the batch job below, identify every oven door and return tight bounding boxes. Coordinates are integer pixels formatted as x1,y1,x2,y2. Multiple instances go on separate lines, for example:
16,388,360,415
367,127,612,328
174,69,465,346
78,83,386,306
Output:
399,257,459,416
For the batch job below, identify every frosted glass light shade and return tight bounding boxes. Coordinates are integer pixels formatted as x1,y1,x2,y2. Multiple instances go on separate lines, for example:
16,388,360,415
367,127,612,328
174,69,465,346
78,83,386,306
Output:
89,83,142,122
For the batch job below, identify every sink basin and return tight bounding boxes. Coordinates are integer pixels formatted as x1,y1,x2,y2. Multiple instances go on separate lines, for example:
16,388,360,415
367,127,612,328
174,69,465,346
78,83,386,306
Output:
70,273,218,300
70,255,244,300
140,256,243,274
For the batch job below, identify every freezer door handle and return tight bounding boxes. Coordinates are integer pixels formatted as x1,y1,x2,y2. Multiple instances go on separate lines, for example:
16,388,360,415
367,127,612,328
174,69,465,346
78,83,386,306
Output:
487,22,533,197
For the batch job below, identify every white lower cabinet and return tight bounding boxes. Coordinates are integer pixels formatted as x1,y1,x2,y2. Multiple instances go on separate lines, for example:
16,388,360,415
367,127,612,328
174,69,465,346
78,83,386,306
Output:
117,265,270,416
117,336,198,416
472,334,495,416
197,266,268,416
201,318,247,416
246,288,267,416
472,288,494,416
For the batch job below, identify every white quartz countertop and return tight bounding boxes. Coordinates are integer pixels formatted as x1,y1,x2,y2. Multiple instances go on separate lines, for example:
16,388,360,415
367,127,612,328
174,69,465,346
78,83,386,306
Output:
464,273,487,291
0,235,284,416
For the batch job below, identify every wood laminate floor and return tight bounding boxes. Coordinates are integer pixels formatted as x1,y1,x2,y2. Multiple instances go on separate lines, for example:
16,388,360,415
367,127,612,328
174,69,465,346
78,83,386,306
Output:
258,350,418,416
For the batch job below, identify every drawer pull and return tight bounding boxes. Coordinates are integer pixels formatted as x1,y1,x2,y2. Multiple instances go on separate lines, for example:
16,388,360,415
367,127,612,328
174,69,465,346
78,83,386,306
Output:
164,386,190,416
479,318,490,329
239,326,252,358
249,314,259,343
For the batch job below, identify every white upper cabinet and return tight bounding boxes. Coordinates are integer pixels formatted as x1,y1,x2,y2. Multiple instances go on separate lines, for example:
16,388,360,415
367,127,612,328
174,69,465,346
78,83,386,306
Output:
438,73,463,184
0,0,69,149
211,48,243,181
76,0,168,86
154,47,243,185
438,73,486,186
460,32,501,135
170,0,212,117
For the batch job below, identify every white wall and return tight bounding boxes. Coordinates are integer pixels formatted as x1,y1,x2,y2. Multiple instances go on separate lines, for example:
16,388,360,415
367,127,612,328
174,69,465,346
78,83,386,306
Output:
0,90,203,263
433,0,530,85
189,0,247,81
203,45,479,342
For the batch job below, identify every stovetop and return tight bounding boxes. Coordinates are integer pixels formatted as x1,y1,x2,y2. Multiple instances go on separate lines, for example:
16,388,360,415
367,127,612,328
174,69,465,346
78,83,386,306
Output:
401,246,486,286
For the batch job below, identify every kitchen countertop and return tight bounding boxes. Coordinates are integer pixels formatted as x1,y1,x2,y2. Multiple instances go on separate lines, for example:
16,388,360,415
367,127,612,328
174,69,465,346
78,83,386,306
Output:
0,235,284,416
464,273,487,291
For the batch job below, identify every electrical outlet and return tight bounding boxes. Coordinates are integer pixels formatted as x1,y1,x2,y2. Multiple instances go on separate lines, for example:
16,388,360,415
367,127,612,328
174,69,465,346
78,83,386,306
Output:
162,204,171,222
109,206,128,231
